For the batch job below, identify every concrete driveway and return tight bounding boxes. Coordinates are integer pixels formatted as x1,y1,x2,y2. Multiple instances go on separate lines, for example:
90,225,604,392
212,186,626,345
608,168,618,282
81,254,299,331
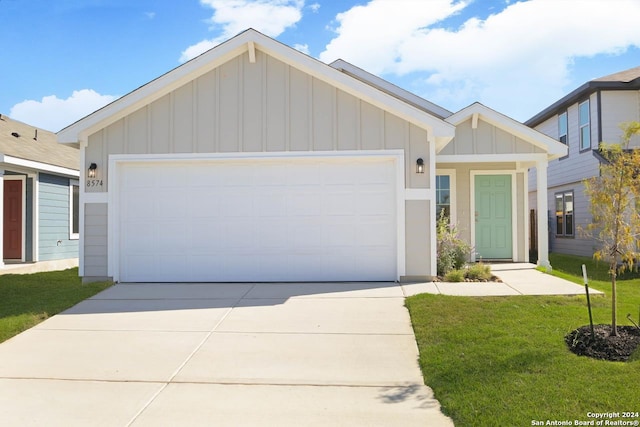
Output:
0,282,453,426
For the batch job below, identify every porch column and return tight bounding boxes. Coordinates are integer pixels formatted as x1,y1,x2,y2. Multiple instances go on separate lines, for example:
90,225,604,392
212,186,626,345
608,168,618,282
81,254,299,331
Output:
0,170,4,268
536,160,550,270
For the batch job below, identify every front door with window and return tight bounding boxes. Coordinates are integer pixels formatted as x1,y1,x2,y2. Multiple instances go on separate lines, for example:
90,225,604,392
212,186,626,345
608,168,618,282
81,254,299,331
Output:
474,174,512,259
4,179,23,260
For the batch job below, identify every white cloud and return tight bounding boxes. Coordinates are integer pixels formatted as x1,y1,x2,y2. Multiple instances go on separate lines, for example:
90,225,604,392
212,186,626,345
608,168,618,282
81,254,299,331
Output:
294,43,310,55
180,0,304,62
319,0,640,120
9,89,117,132
144,11,156,19
308,2,320,12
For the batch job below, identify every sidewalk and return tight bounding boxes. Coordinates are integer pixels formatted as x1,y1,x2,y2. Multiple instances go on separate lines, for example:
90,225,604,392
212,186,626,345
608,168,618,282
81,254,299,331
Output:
402,263,605,297
0,259,78,275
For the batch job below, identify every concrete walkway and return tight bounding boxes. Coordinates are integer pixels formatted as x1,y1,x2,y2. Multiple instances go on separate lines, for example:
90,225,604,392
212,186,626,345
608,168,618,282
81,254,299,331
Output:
0,258,78,275
402,263,605,297
0,264,600,425
0,282,454,426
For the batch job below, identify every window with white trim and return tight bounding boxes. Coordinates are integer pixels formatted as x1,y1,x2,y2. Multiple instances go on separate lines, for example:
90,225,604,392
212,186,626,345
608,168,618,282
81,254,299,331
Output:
555,191,574,237
558,111,568,145
579,100,590,151
70,180,79,239
436,175,451,220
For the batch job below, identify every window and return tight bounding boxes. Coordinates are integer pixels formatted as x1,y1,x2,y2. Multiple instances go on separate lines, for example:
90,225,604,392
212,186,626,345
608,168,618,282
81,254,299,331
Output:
558,111,568,145
555,191,574,236
435,170,456,225
70,180,79,240
436,175,451,220
579,100,590,151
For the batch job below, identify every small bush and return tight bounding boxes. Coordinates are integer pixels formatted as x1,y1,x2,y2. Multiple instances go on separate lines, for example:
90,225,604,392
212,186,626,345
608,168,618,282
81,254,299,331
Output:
436,210,471,276
465,263,492,281
444,269,465,282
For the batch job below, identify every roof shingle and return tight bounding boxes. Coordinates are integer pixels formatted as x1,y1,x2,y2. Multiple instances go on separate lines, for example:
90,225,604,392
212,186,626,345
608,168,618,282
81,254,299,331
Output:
0,115,78,171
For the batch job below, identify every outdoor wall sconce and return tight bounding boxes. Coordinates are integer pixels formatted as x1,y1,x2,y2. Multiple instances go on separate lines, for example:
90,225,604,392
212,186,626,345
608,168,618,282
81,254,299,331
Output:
416,158,425,174
88,163,97,178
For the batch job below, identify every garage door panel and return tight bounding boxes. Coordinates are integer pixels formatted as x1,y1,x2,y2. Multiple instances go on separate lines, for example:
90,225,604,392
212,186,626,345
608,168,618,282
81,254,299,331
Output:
325,192,356,216
256,193,287,217
117,157,398,282
122,192,156,219
357,192,394,215
287,192,322,216
256,220,288,248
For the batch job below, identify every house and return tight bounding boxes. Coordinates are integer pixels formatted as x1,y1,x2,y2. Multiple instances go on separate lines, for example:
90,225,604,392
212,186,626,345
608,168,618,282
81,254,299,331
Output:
0,114,79,267
527,66,640,257
57,29,566,283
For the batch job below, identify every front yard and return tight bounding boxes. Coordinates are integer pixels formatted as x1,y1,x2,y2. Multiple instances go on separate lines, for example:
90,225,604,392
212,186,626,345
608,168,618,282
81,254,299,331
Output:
0,268,111,343
406,253,640,426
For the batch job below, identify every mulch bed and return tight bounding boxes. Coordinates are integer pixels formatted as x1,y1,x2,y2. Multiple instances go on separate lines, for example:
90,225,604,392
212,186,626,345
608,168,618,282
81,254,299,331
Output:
565,324,640,362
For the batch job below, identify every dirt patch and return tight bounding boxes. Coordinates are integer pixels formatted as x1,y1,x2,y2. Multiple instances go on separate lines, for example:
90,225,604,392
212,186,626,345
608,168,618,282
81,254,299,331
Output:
565,324,640,362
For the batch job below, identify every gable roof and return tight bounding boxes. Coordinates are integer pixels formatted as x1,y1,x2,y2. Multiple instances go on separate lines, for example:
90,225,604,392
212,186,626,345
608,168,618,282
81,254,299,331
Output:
444,102,568,159
0,114,79,173
58,28,455,146
526,65,640,127
329,59,453,120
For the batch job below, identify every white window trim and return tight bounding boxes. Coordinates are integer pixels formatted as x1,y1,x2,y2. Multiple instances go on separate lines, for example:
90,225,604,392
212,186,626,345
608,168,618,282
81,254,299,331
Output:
558,111,568,145
579,100,590,151
3,175,27,262
69,179,80,240
435,169,456,226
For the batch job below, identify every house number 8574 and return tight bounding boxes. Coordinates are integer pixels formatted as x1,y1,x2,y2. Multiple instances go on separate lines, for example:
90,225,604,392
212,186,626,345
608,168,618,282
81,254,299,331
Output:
86,179,103,187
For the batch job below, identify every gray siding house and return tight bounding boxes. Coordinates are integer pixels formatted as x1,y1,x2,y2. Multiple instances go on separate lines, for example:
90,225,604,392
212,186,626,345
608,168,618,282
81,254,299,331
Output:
527,66,640,257
0,115,79,266
58,29,565,283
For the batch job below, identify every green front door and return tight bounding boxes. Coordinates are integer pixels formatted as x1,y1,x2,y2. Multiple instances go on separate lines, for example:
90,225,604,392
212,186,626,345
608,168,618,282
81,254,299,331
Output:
474,174,512,259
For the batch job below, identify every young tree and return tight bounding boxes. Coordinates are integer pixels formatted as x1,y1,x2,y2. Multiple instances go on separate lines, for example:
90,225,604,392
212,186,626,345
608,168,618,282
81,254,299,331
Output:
583,121,640,336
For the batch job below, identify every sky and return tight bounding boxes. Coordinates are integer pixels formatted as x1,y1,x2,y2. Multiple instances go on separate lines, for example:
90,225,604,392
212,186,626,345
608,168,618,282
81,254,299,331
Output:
1,0,639,132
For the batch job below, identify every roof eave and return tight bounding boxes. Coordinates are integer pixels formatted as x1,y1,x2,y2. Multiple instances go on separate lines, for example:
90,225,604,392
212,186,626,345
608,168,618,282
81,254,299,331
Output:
445,103,567,159
526,79,640,127
57,29,455,145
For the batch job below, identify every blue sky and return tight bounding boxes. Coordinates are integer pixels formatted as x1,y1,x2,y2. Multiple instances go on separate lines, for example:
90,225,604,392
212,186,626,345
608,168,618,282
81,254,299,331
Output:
2,0,639,132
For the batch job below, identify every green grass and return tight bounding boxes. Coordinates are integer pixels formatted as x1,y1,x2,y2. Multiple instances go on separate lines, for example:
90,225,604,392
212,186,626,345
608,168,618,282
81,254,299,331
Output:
406,253,640,426
0,268,111,343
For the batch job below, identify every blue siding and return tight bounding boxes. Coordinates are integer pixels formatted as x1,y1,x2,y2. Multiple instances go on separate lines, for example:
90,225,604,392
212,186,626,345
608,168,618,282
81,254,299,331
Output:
38,173,78,261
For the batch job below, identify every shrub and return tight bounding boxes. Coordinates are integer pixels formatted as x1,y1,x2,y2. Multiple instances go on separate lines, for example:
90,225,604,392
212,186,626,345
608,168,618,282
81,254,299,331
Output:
465,262,492,281
436,209,471,276
444,269,465,282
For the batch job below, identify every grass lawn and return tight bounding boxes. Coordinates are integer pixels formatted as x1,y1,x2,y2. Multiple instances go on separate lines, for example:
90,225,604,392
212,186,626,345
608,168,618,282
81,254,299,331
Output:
405,253,640,426
0,268,111,343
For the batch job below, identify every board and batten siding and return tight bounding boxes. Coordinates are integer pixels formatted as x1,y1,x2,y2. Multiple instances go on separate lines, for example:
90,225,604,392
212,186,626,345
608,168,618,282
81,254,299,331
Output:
85,50,430,192
82,49,436,280
38,173,78,261
439,118,546,156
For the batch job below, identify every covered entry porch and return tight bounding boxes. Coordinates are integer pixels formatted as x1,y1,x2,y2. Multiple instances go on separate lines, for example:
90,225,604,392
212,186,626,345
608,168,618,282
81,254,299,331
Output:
437,103,567,269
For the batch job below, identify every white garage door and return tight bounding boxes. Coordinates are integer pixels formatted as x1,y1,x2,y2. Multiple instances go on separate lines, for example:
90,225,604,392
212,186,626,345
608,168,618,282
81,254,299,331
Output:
116,156,398,282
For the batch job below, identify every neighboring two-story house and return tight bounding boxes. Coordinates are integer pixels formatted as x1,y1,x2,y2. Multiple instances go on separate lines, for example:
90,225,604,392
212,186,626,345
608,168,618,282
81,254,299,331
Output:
527,66,640,257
